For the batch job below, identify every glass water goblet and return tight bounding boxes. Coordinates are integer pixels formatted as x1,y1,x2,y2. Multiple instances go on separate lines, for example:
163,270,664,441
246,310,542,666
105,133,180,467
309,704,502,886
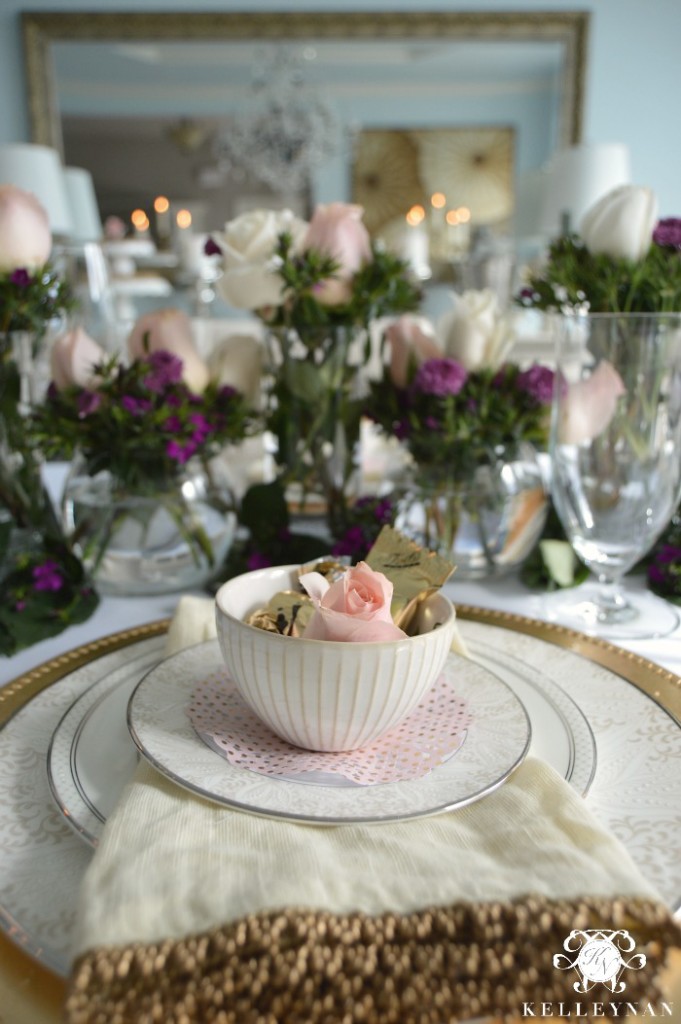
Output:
547,312,681,640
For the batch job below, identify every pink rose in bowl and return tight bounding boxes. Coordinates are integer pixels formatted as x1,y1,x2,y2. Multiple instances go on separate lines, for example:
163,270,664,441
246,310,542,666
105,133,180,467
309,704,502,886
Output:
214,563,457,751
302,202,372,306
0,184,52,272
560,360,626,444
300,562,407,642
386,314,442,388
127,308,210,394
50,327,106,391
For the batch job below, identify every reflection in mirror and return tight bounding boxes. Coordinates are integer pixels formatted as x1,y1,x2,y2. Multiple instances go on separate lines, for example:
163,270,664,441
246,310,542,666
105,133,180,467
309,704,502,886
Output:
22,12,587,316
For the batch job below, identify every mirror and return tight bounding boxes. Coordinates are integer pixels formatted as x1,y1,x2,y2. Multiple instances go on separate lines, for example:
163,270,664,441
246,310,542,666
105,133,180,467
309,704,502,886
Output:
22,11,588,308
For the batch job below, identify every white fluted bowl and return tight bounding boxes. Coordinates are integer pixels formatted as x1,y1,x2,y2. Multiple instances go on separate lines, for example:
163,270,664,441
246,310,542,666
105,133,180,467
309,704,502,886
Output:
214,564,457,752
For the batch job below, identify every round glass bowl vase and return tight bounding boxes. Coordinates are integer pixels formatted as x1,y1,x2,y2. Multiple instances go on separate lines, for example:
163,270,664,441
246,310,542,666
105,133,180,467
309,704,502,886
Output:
62,454,237,595
396,443,548,580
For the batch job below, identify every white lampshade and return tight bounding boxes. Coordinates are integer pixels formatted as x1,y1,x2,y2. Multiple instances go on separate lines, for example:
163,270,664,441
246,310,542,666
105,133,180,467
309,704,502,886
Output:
539,143,631,239
0,142,73,238
64,166,102,243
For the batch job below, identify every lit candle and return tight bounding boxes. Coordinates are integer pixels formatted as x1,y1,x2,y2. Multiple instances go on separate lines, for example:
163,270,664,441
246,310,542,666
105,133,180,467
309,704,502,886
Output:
403,205,430,279
130,208,150,236
456,206,472,252
153,195,171,246
445,208,460,258
176,209,192,231
429,192,447,260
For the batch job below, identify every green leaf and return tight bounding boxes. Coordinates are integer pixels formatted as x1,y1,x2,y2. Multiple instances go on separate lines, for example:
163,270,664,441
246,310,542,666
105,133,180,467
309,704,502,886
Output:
280,359,327,402
538,539,581,587
240,480,289,543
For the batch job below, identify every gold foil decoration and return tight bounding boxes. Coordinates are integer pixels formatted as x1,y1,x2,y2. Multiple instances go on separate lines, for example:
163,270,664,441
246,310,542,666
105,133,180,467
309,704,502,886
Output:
298,559,348,584
246,529,454,637
247,591,314,637
366,526,456,632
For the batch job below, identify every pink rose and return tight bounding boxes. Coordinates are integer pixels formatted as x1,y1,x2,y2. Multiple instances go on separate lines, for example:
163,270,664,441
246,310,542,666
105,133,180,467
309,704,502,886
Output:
560,360,626,444
50,327,106,391
386,314,441,388
127,309,210,394
302,203,372,306
300,562,407,642
0,184,52,272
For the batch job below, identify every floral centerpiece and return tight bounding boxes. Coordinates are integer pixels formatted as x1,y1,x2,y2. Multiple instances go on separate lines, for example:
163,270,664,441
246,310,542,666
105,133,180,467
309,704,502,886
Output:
29,311,256,595
518,185,681,314
0,184,96,654
516,184,681,598
367,292,553,577
209,203,420,534
0,184,74,340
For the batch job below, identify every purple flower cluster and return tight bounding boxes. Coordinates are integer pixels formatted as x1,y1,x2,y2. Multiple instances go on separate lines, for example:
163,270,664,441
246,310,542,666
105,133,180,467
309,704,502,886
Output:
516,364,556,405
652,218,681,250
121,395,153,416
412,358,467,397
331,495,395,560
32,560,64,592
35,346,251,489
77,391,102,418
166,411,217,464
143,350,184,393
204,236,222,257
9,268,32,288
647,544,681,588
247,550,273,570
369,355,556,472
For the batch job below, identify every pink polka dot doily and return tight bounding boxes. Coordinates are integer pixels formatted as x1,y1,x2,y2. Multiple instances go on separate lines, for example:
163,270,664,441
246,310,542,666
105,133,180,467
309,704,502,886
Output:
187,672,472,787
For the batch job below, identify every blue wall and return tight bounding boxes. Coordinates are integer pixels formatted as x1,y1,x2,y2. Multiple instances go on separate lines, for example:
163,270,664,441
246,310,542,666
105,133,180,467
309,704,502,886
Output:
2,0,680,214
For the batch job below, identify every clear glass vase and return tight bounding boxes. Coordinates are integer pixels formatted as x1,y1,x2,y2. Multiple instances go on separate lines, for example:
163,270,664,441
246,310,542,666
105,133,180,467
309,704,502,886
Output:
396,442,548,579
0,333,61,538
62,454,237,595
1,328,55,410
264,325,365,536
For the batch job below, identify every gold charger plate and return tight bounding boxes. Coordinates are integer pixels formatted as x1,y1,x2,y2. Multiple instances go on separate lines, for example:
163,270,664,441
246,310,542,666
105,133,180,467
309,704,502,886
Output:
0,609,679,1024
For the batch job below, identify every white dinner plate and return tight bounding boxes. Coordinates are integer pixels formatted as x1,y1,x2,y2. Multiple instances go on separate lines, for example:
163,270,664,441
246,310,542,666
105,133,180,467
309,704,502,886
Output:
1,614,679,979
46,636,596,845
46,645,161,845
127,642,532,824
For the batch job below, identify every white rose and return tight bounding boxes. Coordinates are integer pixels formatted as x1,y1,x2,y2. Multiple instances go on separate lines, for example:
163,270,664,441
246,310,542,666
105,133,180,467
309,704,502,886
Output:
212,209,308,311
437,288,515,371
579,185,658,262
207,334,263,405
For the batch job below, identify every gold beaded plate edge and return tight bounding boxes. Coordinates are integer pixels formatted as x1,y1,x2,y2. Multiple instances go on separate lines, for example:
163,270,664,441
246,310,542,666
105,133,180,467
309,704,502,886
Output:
0,609,679,1018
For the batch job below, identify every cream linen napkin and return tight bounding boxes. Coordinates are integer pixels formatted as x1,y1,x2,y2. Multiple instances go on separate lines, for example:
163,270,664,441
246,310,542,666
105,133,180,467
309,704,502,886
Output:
66,597,680,1024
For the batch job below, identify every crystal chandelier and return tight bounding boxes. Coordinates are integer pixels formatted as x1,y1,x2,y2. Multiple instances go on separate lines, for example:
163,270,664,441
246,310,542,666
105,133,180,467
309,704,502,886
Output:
213,49,338,195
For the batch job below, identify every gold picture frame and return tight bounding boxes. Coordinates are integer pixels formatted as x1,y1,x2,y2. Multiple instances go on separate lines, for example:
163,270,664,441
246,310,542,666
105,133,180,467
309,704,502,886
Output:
22,11,589,156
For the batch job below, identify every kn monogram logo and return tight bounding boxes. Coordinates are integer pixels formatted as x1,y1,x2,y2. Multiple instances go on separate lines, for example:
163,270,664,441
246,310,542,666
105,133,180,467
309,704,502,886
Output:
521,929,675,1018
553,929,646,994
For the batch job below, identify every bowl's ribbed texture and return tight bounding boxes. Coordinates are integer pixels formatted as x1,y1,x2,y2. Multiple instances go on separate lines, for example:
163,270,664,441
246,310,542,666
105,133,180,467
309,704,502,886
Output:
215,565,456,751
